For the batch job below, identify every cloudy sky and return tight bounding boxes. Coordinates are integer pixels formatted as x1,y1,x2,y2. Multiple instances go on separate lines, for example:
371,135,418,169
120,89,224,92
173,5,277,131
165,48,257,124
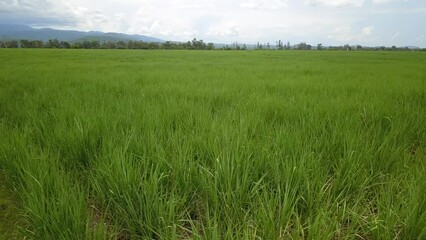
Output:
0,0,425,46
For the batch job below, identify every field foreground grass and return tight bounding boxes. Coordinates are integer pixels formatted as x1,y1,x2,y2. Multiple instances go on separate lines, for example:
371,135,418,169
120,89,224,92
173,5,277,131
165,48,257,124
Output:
0,49,425,239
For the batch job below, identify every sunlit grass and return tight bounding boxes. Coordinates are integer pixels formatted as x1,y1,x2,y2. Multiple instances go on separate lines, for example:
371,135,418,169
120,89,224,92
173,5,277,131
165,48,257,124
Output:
0,49,425,239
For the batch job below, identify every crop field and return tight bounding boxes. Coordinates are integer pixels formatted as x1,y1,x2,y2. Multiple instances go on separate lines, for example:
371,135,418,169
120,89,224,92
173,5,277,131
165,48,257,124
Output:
0,49,425,239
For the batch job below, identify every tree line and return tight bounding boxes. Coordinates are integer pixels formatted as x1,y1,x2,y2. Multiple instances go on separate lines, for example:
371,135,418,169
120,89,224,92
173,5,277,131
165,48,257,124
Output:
0,38,215,50
214,41,425,51
1,38,424,51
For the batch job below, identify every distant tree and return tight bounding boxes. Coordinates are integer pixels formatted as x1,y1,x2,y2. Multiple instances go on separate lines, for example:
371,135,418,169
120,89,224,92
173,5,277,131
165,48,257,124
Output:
162,41,172,49
60,41,70,49
149,42,160,49
192,38,198,48
207,42,214,50
221,45,231,50
317,43,323,50
343,44,351,51
90,41,100,49
105,41,116,49
286,41,291,50
128,40,135,49
32,40,44,48
277,40,284,50
297,42,311,50
231,41,237,49
135,41,150,49
45,39,60,48
355,45,363,51
71,42,82,49
19,39,32,48
183,41,191,49
116,41,127,49
80,41,91,49
5,40,19,48
191,38,207,50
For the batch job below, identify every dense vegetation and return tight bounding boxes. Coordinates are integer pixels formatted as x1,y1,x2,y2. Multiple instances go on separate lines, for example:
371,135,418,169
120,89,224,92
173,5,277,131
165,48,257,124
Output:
0,49,425,239
0,38,215,50
2,38,425,51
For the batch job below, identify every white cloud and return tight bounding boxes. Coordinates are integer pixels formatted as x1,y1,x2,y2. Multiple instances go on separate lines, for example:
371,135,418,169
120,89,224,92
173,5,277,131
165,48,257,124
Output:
305,0,407,7
328,25,375,42
362,26,374,36
391,32,399,40
329,25,352,41
372,8,426,14
206,23,240,38
240,0,288,10
372,0,391,3
371,0,407,4
305,0,365,8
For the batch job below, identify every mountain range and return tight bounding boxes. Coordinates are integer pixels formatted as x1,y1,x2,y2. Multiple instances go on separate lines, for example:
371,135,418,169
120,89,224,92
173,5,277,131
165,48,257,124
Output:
0,24,163,43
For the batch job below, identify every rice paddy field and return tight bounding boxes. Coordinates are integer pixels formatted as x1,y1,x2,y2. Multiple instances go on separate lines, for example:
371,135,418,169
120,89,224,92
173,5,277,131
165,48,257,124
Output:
0,49,425,239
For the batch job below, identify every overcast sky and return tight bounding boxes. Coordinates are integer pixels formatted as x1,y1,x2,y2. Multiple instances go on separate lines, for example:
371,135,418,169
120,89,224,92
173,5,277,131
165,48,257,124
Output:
0,0,425,46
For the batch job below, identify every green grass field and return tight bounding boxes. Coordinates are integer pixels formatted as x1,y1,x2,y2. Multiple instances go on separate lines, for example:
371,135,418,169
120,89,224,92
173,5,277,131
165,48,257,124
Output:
0,49,425,239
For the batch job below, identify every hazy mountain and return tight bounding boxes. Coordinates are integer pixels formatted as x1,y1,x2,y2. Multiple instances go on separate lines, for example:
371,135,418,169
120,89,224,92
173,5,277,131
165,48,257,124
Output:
0,24,163,43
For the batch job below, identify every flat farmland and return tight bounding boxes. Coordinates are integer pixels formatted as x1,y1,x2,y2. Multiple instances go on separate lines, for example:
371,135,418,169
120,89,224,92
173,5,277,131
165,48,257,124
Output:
0,49,425,239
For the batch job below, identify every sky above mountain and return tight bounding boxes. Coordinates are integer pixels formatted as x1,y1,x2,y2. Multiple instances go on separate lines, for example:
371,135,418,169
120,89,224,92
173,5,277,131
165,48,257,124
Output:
0,0,425,46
